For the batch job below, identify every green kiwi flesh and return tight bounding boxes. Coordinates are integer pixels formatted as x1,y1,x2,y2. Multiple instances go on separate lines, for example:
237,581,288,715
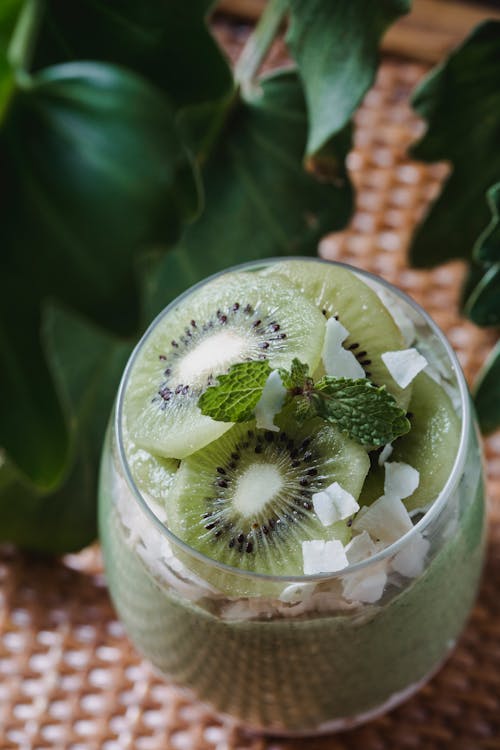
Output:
262,260,411,410
167,414,369,577
124,433,179,508
359,372,460,511
124,271,326,460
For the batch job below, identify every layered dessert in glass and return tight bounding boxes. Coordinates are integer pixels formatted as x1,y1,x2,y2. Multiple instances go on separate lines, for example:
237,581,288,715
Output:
99,258,486,735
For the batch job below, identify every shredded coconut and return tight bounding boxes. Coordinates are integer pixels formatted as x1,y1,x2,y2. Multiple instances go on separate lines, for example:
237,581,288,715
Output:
312,482,359,526
377,289,417,346
254,370,287,432
391,533,430,578
381,348,428,389
352,494,413,544
378,443,393,466
384,461,420,501
322,317,366,379
302,539,349,575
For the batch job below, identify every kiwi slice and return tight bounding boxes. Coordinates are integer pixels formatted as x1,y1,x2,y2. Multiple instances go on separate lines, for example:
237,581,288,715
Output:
262,260,411,410
124,437,179,508
167,415,369,577
124,271,326,459
359,372,460,511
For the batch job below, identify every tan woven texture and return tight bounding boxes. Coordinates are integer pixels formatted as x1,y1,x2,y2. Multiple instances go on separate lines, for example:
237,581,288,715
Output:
1,27,500,750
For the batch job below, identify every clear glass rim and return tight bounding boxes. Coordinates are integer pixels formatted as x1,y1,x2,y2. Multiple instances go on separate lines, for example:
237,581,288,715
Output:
115,256,471,585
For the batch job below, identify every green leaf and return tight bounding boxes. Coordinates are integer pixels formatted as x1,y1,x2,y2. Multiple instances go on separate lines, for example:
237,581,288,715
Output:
279,358,310,390
463,183,500,327
43,304,131,470
474,183,500,263
410,21,500,267
0,0,22,117
293,395,317,425
463,264,500,327
0,60,199,481
314,377,410,447
31,0,232,109
0,288,68,490
0,304,131,553
0,450,97,554
2,61,199,331
286,0,411,156
473,338,500,435
145,70,353,317
198,361,272,423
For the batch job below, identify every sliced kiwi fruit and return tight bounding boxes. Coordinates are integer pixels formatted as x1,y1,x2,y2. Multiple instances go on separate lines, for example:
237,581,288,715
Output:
262,260,411,410
359,372,461,511
124,434,179,508
166,414,369,578
124,271,326,459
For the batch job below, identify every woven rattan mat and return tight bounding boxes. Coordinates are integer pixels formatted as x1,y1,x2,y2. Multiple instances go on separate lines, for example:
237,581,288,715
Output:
2,25,500,750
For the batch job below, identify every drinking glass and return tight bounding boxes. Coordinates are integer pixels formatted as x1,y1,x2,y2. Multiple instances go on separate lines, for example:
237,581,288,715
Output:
98,258,486,735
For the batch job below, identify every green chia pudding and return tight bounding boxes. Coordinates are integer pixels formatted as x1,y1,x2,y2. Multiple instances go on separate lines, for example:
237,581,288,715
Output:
99,259,486,734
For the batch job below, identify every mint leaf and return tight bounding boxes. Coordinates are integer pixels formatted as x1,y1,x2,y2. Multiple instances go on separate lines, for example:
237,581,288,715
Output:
314,377,410,446
198,361,272,423
279,358,311,390
293,395,317,425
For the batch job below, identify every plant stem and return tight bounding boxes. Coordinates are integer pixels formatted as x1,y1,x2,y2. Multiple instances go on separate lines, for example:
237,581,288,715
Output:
234,0,288,95
8,0,43,77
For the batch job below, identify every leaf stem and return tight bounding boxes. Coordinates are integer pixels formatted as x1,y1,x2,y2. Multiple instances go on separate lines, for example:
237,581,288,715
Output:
8,0,43,77
234,0,288,95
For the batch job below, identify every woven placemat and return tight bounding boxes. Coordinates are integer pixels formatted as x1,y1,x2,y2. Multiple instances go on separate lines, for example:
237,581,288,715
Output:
2,25,500,750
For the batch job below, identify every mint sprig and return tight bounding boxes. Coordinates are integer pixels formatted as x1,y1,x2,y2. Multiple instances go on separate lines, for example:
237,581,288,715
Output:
314,377,410,447
198,358,410,447
198,360,272,422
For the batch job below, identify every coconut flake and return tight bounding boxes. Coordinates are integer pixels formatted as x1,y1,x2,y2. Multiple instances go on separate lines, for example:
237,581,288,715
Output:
312,482,359,526
377,289,417,346
343,566,387,604
279,582,316,603
378,443,393,466
384,461,420,501
322,317,366,379
381,348,428,389
344,530,379,563
343,533,388,604
254,370,287,432
391,533,430,578
302,539,349,575
352,494,413,544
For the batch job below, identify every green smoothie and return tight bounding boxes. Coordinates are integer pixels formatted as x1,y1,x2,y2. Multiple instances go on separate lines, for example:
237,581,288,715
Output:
98,259,486,734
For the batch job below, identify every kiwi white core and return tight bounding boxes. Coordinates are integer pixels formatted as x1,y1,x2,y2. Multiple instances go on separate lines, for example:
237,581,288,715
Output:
232,464,283,518
175,330,248,387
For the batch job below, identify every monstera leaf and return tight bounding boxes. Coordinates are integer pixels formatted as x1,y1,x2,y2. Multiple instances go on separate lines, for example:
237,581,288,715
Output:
409,21,500,267
286,0,411,157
